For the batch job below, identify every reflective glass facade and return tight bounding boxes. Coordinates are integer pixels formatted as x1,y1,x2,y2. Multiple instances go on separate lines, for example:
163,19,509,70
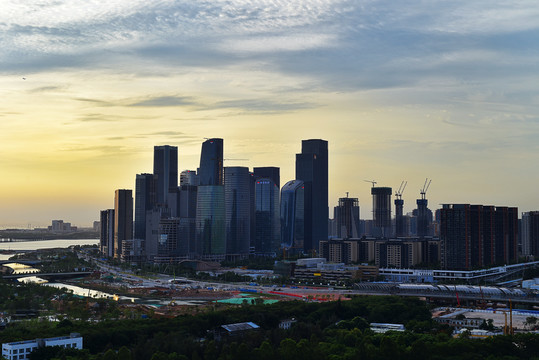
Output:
153,145,178,205
255,178,280,255
198,138,223,186
225,167,251,256
196,185,226,257
280,180,305,249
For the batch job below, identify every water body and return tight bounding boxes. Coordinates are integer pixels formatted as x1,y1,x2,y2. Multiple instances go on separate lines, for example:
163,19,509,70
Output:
0,238,99,251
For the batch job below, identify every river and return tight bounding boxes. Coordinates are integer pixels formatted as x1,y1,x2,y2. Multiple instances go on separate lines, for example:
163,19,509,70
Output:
1,239,203,306
0,239,99,260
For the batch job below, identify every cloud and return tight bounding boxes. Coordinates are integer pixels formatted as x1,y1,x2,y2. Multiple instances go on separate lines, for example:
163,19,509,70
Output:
128,96,196,107
206,98,317,114
27,85,66,93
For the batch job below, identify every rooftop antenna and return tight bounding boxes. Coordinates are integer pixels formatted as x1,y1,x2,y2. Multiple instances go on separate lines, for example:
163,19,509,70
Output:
395,181,407,200
346,192,349,198
420,178,432,200
363,179,377,188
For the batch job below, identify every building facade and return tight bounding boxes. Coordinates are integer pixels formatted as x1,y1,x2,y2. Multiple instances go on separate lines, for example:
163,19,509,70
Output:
440,204,518,270
114,189,133,259
153,145,178,206
280,180,305,250
224,166,251,257
100,209,115,257
2,334,82,360
254,177,280,255
134,173,156,241
295,139,328,253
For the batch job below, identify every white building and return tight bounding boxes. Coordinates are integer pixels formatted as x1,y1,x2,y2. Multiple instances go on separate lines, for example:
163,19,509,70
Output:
2,333,82,360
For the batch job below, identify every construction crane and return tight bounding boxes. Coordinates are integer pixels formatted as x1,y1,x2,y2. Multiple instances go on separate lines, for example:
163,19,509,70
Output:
395,181,407,200
420,178,432,200
364,179,377,188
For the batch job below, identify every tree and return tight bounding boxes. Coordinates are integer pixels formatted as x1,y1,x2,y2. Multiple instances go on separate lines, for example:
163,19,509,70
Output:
117,346,132,360
526,316,537,329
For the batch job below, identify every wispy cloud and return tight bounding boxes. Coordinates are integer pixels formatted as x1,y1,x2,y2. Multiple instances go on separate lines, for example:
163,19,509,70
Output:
129,96,196,107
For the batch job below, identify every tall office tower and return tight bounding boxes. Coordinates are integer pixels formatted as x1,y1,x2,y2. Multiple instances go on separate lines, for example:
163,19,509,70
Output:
179,184,198,257
295,139,328,252
416,198,433,237
252,167,280,251
334,196,360,239
249,171,256,250
394,198,405,237
280,180,305,250
196,186,226,258
253,167,280,188
114,189,133,259
153,145,178,205
255,177,280,255
134,173,156,241
522,211,539,257
198,138,223,186
180,170,199,186
196,138,225,259
371,187,392,237
100,209,115,257
224,167,251,257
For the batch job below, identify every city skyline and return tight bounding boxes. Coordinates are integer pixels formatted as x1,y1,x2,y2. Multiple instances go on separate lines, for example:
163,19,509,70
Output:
2,1,539,227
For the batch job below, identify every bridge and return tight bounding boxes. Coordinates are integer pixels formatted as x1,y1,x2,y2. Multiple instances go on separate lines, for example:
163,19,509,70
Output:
3,271,94,281
352,282,539,305
0,259,41,266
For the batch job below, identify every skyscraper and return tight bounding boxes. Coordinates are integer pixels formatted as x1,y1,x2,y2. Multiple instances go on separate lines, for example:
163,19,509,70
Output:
371,187,392,237
280,180,305,250
196,138,225,259
295,139,328,253
255,177,280,255
224,166,251,257
114,189,133,259
134,173,156,240
180,170,199,186
415,198,433,237
198,138,223,186
100,209,115,257
153,145,178,205
394,197,406,237
522,211,539,257
334,196,360,239
196,186,226,258
253,167,280,188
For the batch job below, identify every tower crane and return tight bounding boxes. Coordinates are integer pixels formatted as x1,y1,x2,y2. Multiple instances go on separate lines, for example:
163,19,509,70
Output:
364,180,377,188
420,178,432,200
395,181,407,200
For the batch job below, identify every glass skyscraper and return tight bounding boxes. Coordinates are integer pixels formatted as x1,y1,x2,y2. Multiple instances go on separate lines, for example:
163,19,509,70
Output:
198,138,223,186
196,185,226,258
295,139,328,252
280,180,305,249
134,173,156,240
114,189,133,259
196,138,225,259
153,145,178,205
225,166,251,257
255,177,280,255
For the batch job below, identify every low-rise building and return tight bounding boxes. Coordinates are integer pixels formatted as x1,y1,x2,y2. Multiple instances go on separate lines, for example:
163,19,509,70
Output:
2,333,82,360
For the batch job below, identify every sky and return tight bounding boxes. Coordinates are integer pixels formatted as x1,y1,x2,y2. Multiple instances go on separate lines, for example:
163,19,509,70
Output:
1,0,539,228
